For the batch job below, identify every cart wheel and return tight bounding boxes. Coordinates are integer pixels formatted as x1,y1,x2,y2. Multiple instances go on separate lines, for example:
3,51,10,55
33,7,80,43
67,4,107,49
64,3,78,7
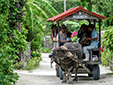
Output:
59,67,63,80
87,65,93,77
56,65,59,77
88,73,93,77
93,65,100,80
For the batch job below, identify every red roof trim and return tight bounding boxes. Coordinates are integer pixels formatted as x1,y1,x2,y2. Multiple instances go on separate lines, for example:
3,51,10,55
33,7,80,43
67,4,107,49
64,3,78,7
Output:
47,6,107,22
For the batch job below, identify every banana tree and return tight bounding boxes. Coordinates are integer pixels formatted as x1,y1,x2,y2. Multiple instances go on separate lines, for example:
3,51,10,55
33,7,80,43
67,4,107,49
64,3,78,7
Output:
23,0,58,36
22,0,59,56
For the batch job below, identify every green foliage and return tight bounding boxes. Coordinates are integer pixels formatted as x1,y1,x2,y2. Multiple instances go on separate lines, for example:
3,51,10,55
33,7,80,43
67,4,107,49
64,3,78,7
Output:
103,27,113,51
9,0,27,27
40,47,51,53
49,38,52,44
0,0,19,84
0,0,30,84
13,57,41,70
24,0,58,32
21,26,28,36
22,0,58,57
0,49,19,85
94,0,113,26
26,30,35,42
0,0,58,84
106,73,113,75
50,0,82,13
80,0,92,12
50,0,96,13
13,61,25,69
8,29,28,53
102,27,113,69
30,35,44,51
31,51,41,58
63,21,80,32
102,49,112,66
71,36,78,42
25,57,41,70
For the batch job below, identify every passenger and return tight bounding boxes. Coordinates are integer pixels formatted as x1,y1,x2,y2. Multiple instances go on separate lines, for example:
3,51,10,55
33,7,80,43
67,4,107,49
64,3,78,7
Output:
77,24,91,46
57,25,68,46
77,24,87,39
83,24,99,61
65,28,72,42
50,24,58,41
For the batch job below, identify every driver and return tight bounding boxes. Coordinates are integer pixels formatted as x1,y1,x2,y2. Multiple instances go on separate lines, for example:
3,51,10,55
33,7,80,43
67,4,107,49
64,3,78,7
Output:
83,24,99,61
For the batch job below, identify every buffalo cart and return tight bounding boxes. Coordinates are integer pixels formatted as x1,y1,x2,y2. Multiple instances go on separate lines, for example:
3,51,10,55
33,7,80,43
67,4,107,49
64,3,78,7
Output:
47,6,107,82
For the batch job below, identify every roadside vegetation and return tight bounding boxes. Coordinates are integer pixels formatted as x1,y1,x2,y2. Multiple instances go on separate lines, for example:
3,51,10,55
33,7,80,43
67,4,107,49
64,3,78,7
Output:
0,0,113,84
0,0,58,84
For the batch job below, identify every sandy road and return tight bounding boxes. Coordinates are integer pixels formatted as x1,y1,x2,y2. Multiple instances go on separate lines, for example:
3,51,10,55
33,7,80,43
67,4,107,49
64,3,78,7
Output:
15,53,113,85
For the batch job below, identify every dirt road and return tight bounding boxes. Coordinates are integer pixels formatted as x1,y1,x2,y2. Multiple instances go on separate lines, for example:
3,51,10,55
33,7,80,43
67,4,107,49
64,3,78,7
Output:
15,53,113,85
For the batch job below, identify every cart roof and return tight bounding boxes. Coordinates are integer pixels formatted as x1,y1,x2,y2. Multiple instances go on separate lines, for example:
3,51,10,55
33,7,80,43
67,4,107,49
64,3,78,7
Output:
47,6,107,22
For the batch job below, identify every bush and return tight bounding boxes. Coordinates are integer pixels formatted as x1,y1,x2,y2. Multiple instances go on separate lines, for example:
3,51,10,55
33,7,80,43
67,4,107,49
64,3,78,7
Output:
13,57,42,70
40,47,51,53
25,57,41,70
32,51,41,58
109,59,113,71
13,50,42,70
102,26,113,71
0,51,19,85
13,61,25,69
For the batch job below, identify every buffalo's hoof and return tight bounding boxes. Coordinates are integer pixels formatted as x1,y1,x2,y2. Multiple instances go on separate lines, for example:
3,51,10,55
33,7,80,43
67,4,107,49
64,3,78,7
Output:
62,80,66,83
68,81,74,84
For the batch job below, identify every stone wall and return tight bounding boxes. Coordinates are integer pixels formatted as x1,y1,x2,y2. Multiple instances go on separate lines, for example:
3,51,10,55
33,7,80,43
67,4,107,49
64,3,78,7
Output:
44,36,52,49
22,42,31,63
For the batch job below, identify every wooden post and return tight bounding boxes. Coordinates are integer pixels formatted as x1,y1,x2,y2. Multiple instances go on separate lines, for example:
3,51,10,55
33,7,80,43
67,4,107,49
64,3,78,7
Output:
88,19,91,24
99,20,101,47
57,22,60,47
99,20,101,61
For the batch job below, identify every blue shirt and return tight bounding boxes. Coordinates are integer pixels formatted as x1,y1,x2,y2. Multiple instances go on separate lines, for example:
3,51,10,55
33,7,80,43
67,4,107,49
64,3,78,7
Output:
90,29,99,48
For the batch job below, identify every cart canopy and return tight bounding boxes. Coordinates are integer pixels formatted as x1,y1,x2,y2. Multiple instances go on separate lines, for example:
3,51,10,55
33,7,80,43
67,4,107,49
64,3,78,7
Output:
47,6,107,22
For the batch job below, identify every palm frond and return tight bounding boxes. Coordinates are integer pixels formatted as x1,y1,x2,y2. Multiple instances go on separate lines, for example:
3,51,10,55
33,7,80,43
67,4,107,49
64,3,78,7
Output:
30,7,34,30
36,22,44,33
24,0,59,34
28,2,48,19
33,16,44,33
34,0,59,18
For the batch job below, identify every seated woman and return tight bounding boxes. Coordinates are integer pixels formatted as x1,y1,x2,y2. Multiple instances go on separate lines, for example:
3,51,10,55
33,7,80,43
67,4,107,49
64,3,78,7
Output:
77,24,91,47
57,25,68,46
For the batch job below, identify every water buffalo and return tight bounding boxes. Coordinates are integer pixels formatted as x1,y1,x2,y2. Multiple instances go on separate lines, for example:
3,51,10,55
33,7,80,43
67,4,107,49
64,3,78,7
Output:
49,42,83,84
